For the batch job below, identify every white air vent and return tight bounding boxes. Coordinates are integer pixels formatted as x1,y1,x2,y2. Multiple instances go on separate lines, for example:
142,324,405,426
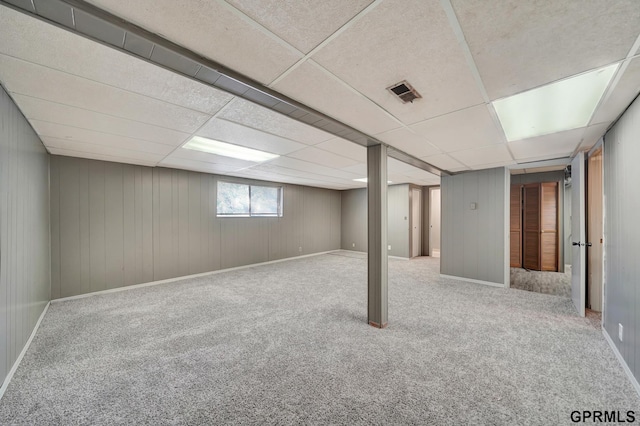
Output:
387,80,422,104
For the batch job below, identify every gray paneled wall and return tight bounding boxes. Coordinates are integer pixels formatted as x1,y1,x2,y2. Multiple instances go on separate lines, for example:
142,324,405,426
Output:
340,184,410,258
0,87,50,385
603,94,640,386
441,168,508,285
511,171,566,271
50,156,341,298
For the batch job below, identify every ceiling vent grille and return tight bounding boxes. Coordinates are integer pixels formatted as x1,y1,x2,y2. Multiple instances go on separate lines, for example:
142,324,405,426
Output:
387,80,421,104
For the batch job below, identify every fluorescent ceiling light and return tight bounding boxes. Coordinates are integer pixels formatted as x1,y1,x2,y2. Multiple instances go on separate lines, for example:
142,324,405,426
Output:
353,178,393,183
182,136,279,162
493,63,618,142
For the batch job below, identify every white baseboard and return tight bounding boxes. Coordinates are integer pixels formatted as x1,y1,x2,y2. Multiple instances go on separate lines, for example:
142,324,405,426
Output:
440,274,506,288
0,301,50,401
602,328,640,398
52,250,339,303
431,249,441,258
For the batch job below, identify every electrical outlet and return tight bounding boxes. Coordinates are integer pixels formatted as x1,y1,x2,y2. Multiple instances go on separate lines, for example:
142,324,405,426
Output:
388,245,391,250
352,243,355,247
619,324,624,342
298,246,302,252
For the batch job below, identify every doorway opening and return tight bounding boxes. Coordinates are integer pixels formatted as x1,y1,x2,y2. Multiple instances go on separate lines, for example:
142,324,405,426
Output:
410,187,422,258
509,168,570,297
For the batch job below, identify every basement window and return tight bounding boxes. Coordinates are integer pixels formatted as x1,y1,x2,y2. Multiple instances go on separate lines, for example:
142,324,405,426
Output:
217,181,283,217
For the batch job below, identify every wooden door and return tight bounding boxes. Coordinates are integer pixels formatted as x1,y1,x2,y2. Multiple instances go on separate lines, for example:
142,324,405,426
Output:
510,185,522,267
523,184,541,270
540,182,558,271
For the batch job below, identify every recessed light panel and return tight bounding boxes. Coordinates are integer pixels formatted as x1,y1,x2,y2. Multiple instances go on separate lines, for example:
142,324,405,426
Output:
353,178,393,183
493,63,618,142
183,136,279,162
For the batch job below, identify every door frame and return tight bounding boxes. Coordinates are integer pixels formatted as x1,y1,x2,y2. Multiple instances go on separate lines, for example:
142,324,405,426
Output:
410,187,422,258
587,138,606,323
428,186,441,258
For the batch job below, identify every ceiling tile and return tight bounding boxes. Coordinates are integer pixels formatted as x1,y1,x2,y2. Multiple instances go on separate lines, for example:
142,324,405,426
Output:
287,146,359,169
34,122,175,155
314,138,366,162
410,104,504,152
85,0,303,84
196,118,307,155
469,160,516,170
268,156,361,180
48,147,159,167
376,127,441,158
312,0,484,125
217,98,333,145
592,57,640,125
448,144,513,167
420,154,465,171
167,148,258,169
340,163,367,176
0,7,234,114
158,157,248,175
13,94,189,146
226,0,373,53
388,158,422,174
579,123,609,151
272,60,401,135
42,137,166,163
452,0,640,99
231,168,350,190
0,55,211,133
508,127,585,161
250,163,355,185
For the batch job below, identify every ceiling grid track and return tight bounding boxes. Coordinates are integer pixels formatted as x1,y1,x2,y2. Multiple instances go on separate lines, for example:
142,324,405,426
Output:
0,0,447,177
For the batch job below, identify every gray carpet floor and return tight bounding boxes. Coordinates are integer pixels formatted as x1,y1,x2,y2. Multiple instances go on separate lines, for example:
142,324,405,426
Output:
510,266,572,298
0,252,638,425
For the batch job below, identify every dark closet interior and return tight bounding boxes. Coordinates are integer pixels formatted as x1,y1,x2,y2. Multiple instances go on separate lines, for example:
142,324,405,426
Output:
510,182,559,271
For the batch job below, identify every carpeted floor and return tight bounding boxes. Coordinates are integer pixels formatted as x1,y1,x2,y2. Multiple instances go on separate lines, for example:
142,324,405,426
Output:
510,265,572,298
0,252,637,425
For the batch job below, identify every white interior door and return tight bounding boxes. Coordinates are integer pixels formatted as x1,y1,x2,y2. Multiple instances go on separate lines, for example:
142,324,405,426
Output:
429,188,441,258
571,152,586,317
411,188,421,257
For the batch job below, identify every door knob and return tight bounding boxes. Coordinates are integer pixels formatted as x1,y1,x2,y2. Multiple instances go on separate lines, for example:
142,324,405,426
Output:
572,242,581,246
586,242,592,247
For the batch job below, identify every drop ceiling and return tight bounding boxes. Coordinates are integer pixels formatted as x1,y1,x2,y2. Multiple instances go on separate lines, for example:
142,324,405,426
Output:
0,0,639,190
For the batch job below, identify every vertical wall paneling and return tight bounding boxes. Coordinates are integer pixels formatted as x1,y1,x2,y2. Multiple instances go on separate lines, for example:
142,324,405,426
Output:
604,94,640,386
50,156,61,299
0,87,50,386
78,161,91,294
341,188,367,252
50,159,341,297
441,168,507,285
340,185,410,258
122,165,136,287
88,161,106,293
